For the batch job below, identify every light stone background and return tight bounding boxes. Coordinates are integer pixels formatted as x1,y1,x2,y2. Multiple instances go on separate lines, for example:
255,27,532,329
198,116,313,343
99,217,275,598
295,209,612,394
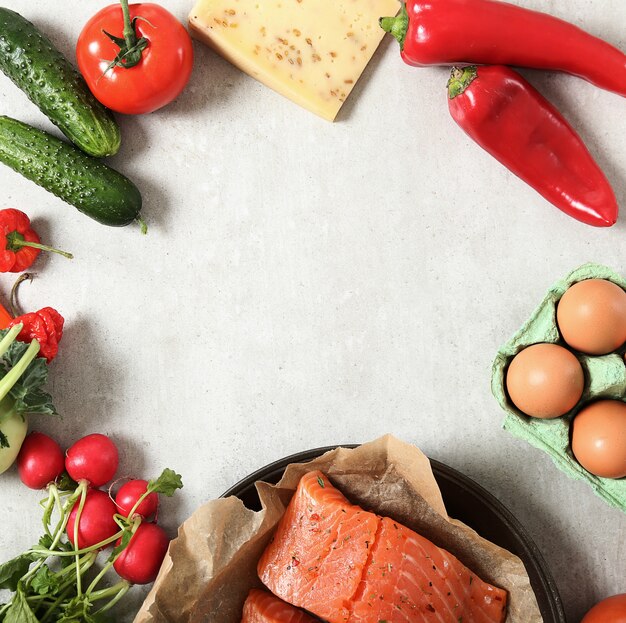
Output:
0,1,625,621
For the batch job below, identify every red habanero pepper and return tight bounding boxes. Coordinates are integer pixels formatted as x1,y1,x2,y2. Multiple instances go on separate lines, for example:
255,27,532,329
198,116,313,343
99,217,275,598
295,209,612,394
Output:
380,1,626,97
8,307,64,363
447,65,618,227
0,209,72,273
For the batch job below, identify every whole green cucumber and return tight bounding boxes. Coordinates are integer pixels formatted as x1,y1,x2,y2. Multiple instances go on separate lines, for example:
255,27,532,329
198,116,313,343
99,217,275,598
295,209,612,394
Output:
0,116,141,227
0,8,120,158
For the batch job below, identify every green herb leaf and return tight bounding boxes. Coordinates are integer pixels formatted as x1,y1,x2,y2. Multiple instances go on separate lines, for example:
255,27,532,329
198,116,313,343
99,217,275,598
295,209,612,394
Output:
109,528,133,561
0,429,8,449
317,476,325,488
38,535,53,550
3,585,38,623
0,553,37,591
147,468,183,497
0,330,57,417
30,565,60,596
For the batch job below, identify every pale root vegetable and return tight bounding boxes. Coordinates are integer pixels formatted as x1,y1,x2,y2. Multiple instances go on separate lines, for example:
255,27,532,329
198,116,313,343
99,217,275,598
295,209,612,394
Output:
0,406,27,474
0,324,57,475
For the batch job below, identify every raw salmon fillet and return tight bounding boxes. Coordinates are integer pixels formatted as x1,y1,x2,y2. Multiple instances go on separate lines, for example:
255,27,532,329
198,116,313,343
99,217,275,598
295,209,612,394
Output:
241,589,319,622
258,471,507,623
258,471,380,622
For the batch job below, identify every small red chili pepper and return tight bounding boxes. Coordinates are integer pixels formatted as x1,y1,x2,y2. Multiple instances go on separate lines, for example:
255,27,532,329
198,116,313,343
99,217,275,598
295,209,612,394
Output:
446,65,618,227
380,1,626,97
8,307,64,363
0,209,73,273
2,274,65,363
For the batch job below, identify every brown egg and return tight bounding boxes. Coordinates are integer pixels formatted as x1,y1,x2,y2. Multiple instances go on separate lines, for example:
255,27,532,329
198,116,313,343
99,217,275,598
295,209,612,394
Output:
506,343,584,419
571,400,626,479
557,279,626,355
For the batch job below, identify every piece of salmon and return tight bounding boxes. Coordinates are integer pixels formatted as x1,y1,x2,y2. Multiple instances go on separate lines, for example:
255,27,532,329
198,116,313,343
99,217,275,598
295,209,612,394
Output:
258,471,507,623
241,589,319,623
258,471,380,622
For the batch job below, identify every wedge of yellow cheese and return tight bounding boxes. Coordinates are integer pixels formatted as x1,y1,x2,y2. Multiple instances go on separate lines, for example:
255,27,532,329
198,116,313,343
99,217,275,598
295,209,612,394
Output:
188,0,398,121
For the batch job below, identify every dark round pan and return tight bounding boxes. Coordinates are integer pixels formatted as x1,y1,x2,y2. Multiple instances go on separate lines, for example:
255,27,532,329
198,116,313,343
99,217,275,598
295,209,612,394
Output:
222,445,566,623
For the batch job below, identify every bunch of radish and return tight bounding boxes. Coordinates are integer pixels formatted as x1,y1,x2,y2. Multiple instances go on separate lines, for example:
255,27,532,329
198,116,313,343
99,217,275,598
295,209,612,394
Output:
0,431,182,622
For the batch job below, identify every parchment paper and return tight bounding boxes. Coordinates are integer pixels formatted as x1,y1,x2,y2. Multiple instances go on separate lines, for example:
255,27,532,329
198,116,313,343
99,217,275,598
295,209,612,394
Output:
135,435,542,623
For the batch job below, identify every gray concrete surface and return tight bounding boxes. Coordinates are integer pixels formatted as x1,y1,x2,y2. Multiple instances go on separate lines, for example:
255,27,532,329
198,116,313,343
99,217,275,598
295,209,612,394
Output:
0,1,624,621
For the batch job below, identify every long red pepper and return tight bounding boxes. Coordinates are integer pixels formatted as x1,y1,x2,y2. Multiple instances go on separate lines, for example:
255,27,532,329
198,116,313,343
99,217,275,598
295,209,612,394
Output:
380,1,626,97
447,65,618,227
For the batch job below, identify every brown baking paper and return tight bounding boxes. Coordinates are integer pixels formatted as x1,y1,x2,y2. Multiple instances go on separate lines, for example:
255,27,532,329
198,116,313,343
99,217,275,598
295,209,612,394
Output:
135,435,542,623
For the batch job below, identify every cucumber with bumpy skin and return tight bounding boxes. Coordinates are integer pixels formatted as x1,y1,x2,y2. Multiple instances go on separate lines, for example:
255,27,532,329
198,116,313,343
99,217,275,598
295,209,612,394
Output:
0,116,141,227
0,8,120,158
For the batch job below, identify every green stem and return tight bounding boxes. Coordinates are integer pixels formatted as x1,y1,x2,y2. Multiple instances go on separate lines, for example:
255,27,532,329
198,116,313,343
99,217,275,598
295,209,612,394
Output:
22,487,84,585
137,216,148,235
9,273,32,317
120,0,137,48
0,324,22,358
7,232,73,259
33,528,124,558
447,66,479,99
86,517,140,596
54,552,97,597
72,486,88,597
0,339,40,404
92,581,130,613
126,486,154,519
39,585,74,623
379,3,409,50
40,487,56,538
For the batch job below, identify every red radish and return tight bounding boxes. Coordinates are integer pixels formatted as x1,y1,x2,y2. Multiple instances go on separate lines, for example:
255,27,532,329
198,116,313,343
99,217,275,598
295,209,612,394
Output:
17,432,65,489
66,489,118,549
65,433,119,486
115,479,158,518
113,522,169,584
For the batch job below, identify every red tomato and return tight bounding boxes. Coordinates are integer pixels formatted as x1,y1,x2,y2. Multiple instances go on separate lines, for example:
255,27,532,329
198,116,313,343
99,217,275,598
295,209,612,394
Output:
113,522,169,584
582,594,626,623
17,432,65,489
66,489,118,549
76,3,194,114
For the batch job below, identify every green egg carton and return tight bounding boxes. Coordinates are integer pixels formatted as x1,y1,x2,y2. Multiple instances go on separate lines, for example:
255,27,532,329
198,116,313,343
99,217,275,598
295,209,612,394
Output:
492,263,626,513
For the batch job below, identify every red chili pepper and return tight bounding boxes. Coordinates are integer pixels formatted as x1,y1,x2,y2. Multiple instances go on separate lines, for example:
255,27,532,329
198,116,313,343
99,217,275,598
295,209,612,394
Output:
0,301,12,330
0,209,73,273
380,1,626,97
8,307,64,363
446,65,618,227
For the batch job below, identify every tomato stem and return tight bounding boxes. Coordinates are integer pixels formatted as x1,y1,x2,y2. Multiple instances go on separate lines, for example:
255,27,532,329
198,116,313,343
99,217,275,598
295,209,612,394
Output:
120,0,136,48
101,0,149,73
